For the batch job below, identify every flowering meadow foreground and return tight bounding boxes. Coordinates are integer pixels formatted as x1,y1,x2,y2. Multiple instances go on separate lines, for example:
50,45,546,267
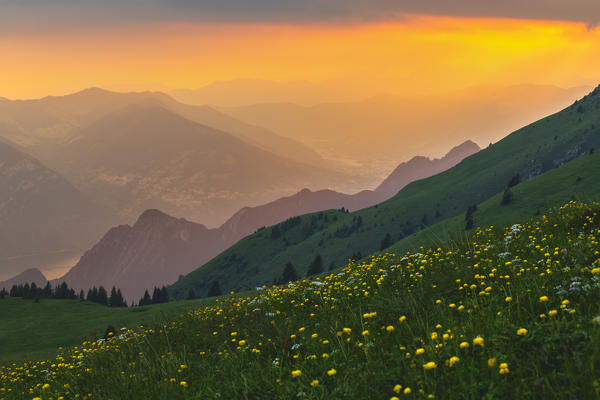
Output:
3,201,600,399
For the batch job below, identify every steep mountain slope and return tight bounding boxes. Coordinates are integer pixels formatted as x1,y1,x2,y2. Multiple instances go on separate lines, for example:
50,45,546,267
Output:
53,141,477,299
51,105,346,226
55,210,226,302
0,140,115,281
169,85,600,298
0,269,47,290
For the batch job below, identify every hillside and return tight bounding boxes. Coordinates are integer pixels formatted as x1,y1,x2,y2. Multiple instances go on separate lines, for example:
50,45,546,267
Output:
3,202,600,398
170,85,600,298
0,140,116,280
0,296,213,362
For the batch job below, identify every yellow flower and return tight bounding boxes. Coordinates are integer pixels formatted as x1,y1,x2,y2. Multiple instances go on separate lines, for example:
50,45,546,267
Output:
391,397,400,400
448,356,460,367
488,358,497,368
505,296,512,302
42,383,50,390
592,267,600,275
517,328,528,336
403,387,412,395
415,348,425,355
343,327,352,334
539,295,549,302
423,361,437,370
459,341,469,349
431,332,438,340
386,325,395,332
310,379,319,387
473,337,484,346
180,381,188,387
499,363,510,374
549,309,558,317
238,340,246,346
291,370,302,378
311,333,318,339
322,353,329,359
399,315,407,323
362,330,370,336
393,384,403,393
327,368,337,376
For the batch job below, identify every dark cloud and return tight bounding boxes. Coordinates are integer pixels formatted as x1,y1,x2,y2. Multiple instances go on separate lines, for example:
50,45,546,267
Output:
1,0,599,33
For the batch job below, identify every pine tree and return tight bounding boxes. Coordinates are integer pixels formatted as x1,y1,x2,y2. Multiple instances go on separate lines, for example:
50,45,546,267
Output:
280,262,298,284
380,233,392,250
43,282,52,298
306,254,324,277
97,286,108,306
187,287,196,300
139,290,152,306
207,280,222,297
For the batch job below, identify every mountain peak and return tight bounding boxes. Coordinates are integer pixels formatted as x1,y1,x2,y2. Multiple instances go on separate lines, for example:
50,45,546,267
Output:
135,209,176,225
0,268,47,290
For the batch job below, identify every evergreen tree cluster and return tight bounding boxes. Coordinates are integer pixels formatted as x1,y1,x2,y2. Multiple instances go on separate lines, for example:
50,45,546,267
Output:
138,286,169,306
86,286,127,307
7,282,78,301
465,204,478,230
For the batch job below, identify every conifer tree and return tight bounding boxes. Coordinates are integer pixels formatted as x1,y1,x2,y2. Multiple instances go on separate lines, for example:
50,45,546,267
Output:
306,254,324,277
207,280,222,297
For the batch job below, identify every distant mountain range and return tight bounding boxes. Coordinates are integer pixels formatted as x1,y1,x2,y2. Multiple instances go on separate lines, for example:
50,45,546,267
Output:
0,268,47,291
0,140,474,299
222,84,591,177
0,88,359,228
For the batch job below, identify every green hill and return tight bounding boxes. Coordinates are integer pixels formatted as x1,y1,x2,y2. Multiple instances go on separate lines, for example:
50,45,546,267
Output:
0,297,213,362
170,85,600,299
2,202,600,398
387,148,600,255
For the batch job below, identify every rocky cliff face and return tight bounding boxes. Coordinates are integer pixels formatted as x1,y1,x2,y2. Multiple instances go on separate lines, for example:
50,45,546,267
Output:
55,209,227,302
375,140,481,195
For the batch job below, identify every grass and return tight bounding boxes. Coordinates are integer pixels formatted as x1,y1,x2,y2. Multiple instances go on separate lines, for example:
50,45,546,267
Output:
2,201,600,398
170,85,600,299
0,297,214,362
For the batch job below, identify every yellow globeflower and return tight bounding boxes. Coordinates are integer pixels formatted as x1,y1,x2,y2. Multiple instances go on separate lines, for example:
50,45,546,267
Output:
42,383,50,390
415,348,425,355
399,316,407,323
393,384,403,393
291,370,302,378
517,328,528,336
362,330,370,336
488,358,497,368
423,361,437,370
180,381,188,387
459,341,469,349
549,309,558,317
505,296,512,302
386,325,395,332
448,356,460,367
473,337,484,346
403,387,412,395
539,295,549,302
327,368,337,376
310,379,319,387
499,363,510,374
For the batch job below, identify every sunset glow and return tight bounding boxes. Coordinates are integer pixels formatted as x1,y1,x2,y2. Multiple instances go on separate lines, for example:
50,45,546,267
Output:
2,15,599,99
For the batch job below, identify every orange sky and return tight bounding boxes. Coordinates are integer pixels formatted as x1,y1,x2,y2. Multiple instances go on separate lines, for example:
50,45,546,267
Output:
1,15,599,99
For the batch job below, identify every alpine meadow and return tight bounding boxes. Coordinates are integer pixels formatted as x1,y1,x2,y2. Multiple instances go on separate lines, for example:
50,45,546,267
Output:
2,1,600,399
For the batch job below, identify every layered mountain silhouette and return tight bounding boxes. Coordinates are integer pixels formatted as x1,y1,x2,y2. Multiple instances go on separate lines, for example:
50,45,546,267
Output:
49,105,349,226
50,141,479,300
0,88,355,227
0,140,115,280
223,84,590,174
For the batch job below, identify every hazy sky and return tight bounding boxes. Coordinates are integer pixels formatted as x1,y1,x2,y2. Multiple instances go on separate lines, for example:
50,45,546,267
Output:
1,1,599,98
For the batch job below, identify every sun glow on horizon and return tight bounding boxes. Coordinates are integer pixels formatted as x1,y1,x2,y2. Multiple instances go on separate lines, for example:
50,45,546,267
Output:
1,14,599,100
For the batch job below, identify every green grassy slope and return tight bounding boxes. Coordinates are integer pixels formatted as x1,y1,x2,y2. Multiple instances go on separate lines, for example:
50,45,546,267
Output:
3,202,600,399
0,297,213,362
387,149,600,255
170,85,600,299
